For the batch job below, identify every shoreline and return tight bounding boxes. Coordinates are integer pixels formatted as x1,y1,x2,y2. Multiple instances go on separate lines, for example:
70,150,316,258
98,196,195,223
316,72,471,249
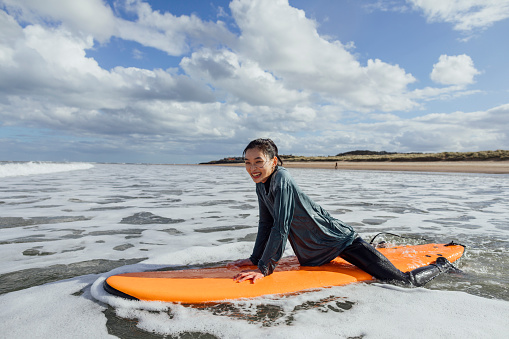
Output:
205,161,509,174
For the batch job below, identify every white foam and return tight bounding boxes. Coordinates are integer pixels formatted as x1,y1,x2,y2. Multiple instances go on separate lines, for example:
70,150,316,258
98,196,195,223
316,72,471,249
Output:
0,275,115,339
0,161,94,178
0,164,508,338
88,281,509,339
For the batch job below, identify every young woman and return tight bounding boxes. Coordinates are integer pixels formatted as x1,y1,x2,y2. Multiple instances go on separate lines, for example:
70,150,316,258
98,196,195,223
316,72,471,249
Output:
232,138,458,286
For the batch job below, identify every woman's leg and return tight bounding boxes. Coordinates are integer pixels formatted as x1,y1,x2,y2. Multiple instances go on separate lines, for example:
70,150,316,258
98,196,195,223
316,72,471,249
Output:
340,237,456,287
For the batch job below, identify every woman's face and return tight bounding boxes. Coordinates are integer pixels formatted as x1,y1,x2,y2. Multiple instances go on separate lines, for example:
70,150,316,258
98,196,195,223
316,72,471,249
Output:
244,148,277,183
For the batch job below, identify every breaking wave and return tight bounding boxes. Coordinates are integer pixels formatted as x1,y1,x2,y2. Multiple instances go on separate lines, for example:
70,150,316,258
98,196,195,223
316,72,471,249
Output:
0,162,95,178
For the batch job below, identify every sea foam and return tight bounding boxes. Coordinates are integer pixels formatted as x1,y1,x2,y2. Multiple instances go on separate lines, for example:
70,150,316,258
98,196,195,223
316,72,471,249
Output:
0,164,507,338
0,162,94,178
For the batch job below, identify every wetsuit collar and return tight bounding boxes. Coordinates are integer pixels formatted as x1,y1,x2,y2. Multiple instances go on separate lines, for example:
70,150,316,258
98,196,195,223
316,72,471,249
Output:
264,166,278,194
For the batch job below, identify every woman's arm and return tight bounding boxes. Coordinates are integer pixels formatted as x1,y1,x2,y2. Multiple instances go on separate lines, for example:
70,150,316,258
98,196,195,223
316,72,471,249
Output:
249,193,274,265
234,176,295,282
256,179,295,276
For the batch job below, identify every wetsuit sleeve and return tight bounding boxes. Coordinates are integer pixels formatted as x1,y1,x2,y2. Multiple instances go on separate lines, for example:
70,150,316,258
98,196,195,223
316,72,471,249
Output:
257,179,295,276
249,193,273,266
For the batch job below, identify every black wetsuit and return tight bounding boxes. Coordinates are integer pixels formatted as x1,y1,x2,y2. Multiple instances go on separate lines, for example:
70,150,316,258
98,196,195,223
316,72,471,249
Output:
339,237,453,286
251,167,454,286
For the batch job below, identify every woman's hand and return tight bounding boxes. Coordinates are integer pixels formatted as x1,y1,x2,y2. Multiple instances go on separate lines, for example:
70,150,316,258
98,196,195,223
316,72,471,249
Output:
233,269,265,284
227,258,253,268
229,259,265,283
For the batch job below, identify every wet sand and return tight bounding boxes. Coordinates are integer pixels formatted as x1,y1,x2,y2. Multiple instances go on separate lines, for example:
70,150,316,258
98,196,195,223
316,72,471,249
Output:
209,161,509,174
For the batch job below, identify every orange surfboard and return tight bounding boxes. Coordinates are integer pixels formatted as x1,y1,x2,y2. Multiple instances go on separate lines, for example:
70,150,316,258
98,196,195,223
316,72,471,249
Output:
104,243,464,303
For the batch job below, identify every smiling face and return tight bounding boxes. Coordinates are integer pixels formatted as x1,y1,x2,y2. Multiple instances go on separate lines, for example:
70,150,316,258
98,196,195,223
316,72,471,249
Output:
244,147,278,183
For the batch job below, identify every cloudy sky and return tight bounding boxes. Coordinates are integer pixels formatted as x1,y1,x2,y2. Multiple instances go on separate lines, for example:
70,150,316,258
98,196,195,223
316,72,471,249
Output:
1,0,508,163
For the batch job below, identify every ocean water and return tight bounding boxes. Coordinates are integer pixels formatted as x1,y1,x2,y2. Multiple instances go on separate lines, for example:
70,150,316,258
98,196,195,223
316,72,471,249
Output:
0,162,508,339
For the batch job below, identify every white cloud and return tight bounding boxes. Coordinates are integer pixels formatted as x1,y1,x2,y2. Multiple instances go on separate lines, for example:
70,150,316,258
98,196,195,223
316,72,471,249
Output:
1,0,117,42
1,0,235,55
298,104,509,154
408,0,509,31
23,25,104,77
115,0,235,56
0,0,506,162
410,85,481,102
0,14,215,104
180,49,308,107
364,1,412,14
229,0,418,112
132,48,144,60
430,54,481,85
391,104,509,151
0,0,474,126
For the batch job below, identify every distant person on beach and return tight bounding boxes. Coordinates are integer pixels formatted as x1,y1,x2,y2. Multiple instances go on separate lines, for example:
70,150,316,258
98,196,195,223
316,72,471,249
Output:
231,138,459,285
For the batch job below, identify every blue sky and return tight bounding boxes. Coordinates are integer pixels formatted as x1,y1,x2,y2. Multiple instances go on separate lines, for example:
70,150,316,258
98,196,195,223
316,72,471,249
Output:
1,0,508,163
